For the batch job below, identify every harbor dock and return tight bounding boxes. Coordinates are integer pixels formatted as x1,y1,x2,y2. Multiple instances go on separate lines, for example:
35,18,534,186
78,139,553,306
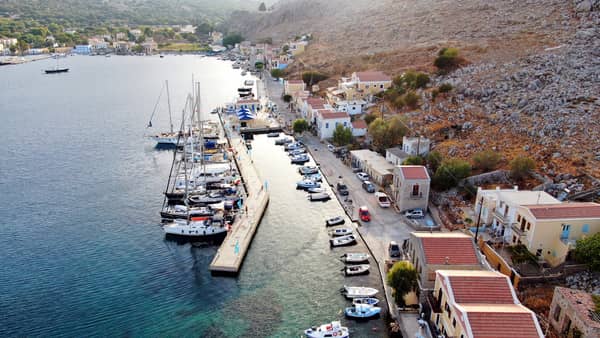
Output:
209,123,269,275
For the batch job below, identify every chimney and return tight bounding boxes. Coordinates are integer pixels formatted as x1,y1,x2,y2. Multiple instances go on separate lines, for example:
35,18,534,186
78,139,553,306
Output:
444,257,450,265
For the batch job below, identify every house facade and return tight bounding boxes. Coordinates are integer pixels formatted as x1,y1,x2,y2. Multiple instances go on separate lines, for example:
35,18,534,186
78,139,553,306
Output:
428,270,544,338
386,147,410,166
349,149,395,186
74,45,92,55
351,120,367,137
333,100,367,115
392,165,430,212
474,187,559,242
338,71,392,101
284,79,306,98
408,232,484,289
513,202,600,266
315,110,350,140
549,287,600,338
402,136,431,156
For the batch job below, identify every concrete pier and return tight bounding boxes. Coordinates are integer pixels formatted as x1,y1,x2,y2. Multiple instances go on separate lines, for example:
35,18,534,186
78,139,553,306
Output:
209,124,269,275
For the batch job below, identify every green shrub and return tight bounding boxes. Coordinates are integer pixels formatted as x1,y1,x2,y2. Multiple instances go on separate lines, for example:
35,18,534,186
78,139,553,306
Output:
510,156,535,180
302,71,328,86
415,73,430,88
473,150,501,172
439,83,453,93
434,47,460,71
403,91,420,109
433,158,471,190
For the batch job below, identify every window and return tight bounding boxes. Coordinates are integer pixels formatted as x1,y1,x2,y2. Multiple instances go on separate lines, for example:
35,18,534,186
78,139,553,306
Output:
325,122,329,129
583,224,590,233
517,215,521,222
512,235,517,243
380,84,384,89
526,222,531,231
412,184,420,196
343,122,347,126
452,317,456,328
536,248,542,257
553,305,561,321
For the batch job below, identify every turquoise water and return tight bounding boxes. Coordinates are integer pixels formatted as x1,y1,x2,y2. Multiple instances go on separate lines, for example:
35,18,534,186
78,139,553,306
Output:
0,55,385,337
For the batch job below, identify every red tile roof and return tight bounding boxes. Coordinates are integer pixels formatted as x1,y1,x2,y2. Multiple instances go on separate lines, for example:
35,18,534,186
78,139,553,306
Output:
352,120,368,129
523,202,600,219
466,311,541,338
400,166,429,180
355,71,391,82
320,110,349,120
421,237,478,265
448,275,516,304
307,97,326,105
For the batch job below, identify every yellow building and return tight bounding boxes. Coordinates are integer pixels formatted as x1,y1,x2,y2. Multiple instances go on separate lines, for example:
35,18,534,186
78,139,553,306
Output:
338,71,392,100
513,202,600,267
284,79,306,98
428,270,543,338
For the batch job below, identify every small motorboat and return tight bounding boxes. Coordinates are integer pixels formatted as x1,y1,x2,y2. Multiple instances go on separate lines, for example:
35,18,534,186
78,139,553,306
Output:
288,148,307,156
285,142,304,151
340,253,370,264
308,187,326,193
330,234,356,247
297,179,321,190
329,228,353,237
325,216,345,226
304,173,322,182
343,264,370,276
304,321,349,338
267,132,280,138
308,192,331,201
291,154,310,164
352,297,379,306
340,285,379,299
299,166,319,175
275,137,293,145
344,303,381,319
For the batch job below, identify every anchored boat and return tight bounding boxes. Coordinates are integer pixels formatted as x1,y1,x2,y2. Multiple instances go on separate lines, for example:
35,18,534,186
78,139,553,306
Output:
340,252,370,264
340,285,379,299
344,303,381,320
330,234,356,247
297,179,321,190
308,192,331,202
326,216,345,226
329,228,353,237
343,264,370,276
304,321,349,338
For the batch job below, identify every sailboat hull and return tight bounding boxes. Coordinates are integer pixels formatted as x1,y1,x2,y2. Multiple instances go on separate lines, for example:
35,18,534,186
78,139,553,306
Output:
45,68,69,74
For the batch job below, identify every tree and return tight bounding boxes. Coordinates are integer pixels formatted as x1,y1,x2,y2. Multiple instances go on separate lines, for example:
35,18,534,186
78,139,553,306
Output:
387,261,418,307
282,94,292,103
302,71,328,86
16,39,29,55
415,73,430,88
332,124,353,146
473,150,501,172
510,155,535,180
426,151,443,171
270,68,284,79
364,113,377,126
434,47,460,72
258,2,267,11
293,119,309,134
403,156,424,165
403,91,420,109
369,116,408,153
255,61,264,70
386,115,409,145
222,33,243,47
433,159,471,190
574,233,600,271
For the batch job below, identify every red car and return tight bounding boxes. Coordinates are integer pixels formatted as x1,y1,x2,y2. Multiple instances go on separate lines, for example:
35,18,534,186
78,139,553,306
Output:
359,206,371,222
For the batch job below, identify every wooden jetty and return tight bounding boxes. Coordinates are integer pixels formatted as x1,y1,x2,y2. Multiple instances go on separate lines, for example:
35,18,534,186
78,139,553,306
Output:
209,127,269,275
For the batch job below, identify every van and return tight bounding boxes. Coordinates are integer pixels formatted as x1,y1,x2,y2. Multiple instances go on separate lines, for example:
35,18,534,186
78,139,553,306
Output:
362,180,375,193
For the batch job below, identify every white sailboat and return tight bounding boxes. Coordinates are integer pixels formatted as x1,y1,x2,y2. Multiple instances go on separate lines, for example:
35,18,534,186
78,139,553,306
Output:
147,80,182,146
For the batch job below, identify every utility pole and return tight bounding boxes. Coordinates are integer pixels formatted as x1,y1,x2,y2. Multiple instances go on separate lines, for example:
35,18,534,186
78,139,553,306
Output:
474,196,484,243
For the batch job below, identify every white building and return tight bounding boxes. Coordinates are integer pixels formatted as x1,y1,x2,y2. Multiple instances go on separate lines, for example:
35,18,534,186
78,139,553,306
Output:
333,100,367,115
350,149,395,186
386,147,410,166
351,120,368,137
316,110,350,140
129,29,143,39
393,165,430,212
402,136,431,156
474,186,559,242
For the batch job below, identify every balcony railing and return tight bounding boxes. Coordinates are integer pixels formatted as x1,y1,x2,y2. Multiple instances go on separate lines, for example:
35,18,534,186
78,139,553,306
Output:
511,224,527,237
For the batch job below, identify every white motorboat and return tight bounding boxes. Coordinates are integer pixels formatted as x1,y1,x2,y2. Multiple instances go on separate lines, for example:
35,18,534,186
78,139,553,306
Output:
267,132,280,137
352,297,379,306
297,179,321,190
340,285,379,299
308,192,331,201
150,132,182,146
344,303,381,319
285,142,304,151
163,217,227,239
308,187,326,193
329,228,353,237
330,234,356,247
275,137,293,145
299,166,319,175
288,148,307,156
291,154,310,164
340,253,370,264
304,173,322,182
304,321,349,338
325,216,345,227
343,264,370,276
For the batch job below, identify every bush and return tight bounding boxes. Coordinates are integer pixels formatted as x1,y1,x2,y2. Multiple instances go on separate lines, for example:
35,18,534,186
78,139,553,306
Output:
510,155,535,180
415,73,430,88
302,71,328,86
439,83,453,93
364,113,377,126
386,261,418,307
332,124,353,146
292,119,309,134
432,158,471,190
574,233,600,271
426,151,443,171
393,96,405,109
270,68,284,79
403,156,424,165
403,91,420,109
473,150,501,172
222,33,243,47
434,47,460,71
282,94,292,103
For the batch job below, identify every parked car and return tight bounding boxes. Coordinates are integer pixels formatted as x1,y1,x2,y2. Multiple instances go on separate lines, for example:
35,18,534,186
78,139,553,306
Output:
358,206,371,222
362,181,376,193
375,192,391,208
388,241,401,257
337,181,349,196
356,172,369,181
327,144,335,152
404,208,424,219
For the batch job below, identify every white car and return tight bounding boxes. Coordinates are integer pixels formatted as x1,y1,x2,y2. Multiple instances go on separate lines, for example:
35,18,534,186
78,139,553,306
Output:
327,144,335,152
375,192,391,208
404,209,424,219
356,172,369,181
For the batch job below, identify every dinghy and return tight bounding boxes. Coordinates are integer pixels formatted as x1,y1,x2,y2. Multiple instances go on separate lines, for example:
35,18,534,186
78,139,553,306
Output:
343,264,370,276
340,252,370,264
352,297,379,306
288,148,306,156
344,303,381,319
304,173,322,182
329,228,353,237
304,321,349,338
298,166,319,175
291,154,310,164
325,216,345,226
308,187,326,193
330,234,356,247
308,192,331,201
340,285,379,299
297,179,320,190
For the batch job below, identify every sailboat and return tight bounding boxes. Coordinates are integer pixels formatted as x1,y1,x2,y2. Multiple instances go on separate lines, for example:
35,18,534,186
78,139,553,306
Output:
162,83,228,240
147,81,182,146
45,55,69,74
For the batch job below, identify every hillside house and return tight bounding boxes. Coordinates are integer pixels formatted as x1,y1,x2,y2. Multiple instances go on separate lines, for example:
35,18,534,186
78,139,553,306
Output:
316,110,350,140
284,80,306,98
339,71,392,101
333,100,367,115
392,165,430,212
549,287,600,338
402,136,431,156
350,149,395,186
386,147,410,166
351,120,367,137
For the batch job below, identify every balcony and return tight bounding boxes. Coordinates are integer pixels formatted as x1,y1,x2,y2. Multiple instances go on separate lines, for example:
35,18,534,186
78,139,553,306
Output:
511,224,527,237
494,209,510,224
426,290,442,313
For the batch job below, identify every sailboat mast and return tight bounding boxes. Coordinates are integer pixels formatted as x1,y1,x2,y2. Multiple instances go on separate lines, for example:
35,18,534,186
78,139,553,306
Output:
165,80,173,133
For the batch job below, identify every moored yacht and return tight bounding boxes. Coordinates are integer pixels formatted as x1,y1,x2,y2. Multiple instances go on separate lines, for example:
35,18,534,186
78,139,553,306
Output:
304,321,349,338
163,217,227,240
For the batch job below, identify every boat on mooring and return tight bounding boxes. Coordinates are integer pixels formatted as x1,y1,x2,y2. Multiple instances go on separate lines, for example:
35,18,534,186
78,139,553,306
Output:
45,56,69,74
352,297,379,306
299,165,319,175
275,137,293,145
330,234,356,247
340,285,379,299
325,216,345,226
304,321,349,338
344,303,381,320
308,192,331,202
297,179,321,190
291,154,310,164
267,132,280,138
340,252,370,264
329,228,353,237
343,264,370,276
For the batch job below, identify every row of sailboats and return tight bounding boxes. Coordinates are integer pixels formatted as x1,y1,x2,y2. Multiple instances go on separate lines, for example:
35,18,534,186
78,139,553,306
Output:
157,82,242,241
